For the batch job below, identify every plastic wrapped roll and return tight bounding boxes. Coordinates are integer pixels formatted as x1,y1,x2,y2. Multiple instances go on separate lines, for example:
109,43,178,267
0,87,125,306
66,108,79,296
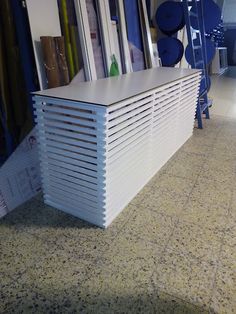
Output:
40,36,60,88
70,25,80,73
155,1,185,35
0,0,27,132
60,0,75,79
157,37,184,66
54,36,70,86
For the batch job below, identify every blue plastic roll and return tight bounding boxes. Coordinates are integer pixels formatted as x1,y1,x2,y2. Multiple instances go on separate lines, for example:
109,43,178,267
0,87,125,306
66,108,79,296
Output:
185,38,216,66
155,1,185,35
190,0,221,33
157,37,184,67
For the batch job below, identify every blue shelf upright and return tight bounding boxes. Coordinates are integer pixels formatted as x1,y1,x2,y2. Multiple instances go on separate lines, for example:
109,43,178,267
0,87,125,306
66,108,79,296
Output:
182,0,211,129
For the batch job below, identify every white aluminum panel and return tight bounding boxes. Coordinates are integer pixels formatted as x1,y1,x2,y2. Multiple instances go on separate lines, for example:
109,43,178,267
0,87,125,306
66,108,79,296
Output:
34,97,107,226
34,67,201,106
34,71,201,228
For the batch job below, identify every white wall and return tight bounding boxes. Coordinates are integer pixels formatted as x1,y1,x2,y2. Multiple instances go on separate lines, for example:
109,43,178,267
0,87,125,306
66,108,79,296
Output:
26,0,61,90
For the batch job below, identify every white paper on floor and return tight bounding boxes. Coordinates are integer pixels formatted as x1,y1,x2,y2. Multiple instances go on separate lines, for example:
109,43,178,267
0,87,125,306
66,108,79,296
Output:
0,128,41,218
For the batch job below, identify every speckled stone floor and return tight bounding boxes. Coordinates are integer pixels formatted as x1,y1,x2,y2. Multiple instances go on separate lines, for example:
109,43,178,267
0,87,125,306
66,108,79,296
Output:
1,114,236,314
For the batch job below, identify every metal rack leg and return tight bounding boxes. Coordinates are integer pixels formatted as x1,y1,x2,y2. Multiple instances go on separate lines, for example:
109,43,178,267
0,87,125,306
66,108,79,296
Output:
197,100,203,129
205,106,210,119
203,95,210,119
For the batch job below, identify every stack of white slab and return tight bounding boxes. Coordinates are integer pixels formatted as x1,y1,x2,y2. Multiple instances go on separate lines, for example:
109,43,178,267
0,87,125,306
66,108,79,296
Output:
34,67,201,228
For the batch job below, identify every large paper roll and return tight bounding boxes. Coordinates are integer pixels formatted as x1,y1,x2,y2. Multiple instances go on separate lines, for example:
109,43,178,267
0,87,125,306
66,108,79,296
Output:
60,0,75,79
0,0,28,134
70,25,80,73
54,36,70,85
40,36,60,88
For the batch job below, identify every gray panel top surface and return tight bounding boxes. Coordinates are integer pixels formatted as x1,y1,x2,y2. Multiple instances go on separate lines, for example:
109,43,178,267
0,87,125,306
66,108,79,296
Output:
33,67,200,106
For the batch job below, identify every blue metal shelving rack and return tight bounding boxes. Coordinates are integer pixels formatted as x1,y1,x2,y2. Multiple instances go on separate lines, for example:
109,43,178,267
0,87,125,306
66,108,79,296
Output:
182,0,211,129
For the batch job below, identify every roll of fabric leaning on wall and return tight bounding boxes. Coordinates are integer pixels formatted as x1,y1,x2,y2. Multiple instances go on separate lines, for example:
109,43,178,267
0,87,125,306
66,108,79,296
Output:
0,0,33,152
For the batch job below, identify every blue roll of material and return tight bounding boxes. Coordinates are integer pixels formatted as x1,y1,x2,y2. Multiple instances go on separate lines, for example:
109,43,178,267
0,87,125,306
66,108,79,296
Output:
155,1,185,35
157,37,184,66
190,0,221,33
185,38,216,66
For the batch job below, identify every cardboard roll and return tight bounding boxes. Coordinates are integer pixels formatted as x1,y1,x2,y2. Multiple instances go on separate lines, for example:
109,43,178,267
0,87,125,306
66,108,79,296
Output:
190,0,221,33
157,37,184,66
155,1,185,35
185,38,216,66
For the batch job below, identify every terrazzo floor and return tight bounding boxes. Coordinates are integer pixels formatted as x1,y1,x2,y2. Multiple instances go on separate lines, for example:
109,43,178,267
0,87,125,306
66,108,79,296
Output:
1,67,236,313
209,67,236,118
1,115,236,314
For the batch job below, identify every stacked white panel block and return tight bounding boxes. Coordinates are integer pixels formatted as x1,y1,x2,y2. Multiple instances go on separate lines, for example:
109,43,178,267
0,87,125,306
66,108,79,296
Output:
34,100,107,227
34,68,201,228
